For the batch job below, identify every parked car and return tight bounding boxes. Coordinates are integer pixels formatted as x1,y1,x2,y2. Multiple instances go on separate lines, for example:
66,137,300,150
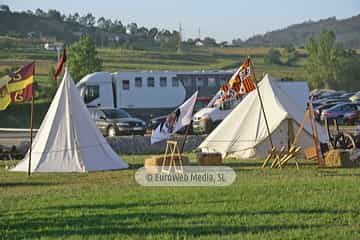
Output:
147,115,190,134
310,90,336,100
315,91,345,100
313,103,338,121
192,97,242,134
339,92,356,99
343,110,360,125
312,99,346,110
89,108,146,136
147,96,213,133
320,103,359,123
349,91,360,102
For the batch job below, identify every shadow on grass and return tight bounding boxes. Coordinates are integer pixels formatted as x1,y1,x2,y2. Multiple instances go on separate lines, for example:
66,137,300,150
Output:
318,171,360,177
2,205,353,238
0,182,58,188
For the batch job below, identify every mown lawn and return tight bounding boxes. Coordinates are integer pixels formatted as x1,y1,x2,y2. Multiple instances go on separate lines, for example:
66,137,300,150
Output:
0,155,359,239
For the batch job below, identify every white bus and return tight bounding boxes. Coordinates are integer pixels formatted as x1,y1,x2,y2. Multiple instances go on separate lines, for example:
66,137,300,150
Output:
76,71,186,119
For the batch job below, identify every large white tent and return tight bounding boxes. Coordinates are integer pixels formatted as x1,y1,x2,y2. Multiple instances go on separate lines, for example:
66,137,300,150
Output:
11,69,128,172
199,74,327,159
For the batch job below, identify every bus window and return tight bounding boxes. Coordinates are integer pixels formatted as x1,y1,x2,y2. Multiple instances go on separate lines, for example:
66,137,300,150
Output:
172,77,179,87
122,80,130,90
147,77,155,87
84,85,99,103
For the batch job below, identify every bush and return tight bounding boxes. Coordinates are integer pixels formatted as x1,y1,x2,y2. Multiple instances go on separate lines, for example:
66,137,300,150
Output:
264,48,281,65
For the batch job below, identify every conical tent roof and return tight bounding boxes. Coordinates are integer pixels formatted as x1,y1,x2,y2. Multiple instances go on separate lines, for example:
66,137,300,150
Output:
199,74,327,159
11,69,128,172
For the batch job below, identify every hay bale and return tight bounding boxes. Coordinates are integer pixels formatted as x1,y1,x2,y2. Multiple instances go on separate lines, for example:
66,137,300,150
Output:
324,149,357,168
144,155,189,168
197,152,223,166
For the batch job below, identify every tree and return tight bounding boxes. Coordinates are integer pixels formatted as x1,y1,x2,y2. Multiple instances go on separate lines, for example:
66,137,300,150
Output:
68,36,103,82
47,9,63,21
232,38,243,46
0,4,10,12
137,27,149,38
336,56,360,90
79,13,95,27
66,12,80,23
48,66,57,101
305,30,341,88
126,22,138,35
158,29,178,50
203,37,217,47
281,44,298,65
35,8,46,17
97,17,106,29
148,27,158,40
109,20,126,34
264,48,281,65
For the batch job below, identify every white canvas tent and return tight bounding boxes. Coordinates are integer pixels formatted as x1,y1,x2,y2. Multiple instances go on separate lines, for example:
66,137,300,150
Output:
199,74,327,159
11,69,128,172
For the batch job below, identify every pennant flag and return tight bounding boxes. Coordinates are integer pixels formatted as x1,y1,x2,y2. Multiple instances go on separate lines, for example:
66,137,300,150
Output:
151,91,198,144
0,62,35,110
54,48,66,80
220,58,256,102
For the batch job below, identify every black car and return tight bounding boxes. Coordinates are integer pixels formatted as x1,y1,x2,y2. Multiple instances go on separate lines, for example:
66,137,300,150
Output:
89,108,146,136
147,115,191,134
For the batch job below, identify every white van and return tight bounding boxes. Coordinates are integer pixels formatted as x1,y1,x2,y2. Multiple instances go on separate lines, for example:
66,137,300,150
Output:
192,92,243,134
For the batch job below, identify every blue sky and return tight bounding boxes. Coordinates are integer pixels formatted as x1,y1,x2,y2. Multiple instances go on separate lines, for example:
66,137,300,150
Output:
3,0,360,41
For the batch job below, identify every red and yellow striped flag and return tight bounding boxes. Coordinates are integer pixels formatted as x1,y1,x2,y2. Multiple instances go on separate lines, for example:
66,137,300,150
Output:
219,58,256,102
0,62,35,110
229,58,256,94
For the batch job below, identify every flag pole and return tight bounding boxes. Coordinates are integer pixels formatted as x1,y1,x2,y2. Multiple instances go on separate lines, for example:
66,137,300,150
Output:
179,92,198,154
28,62,35,176
179,121,192,154
249,57,273,148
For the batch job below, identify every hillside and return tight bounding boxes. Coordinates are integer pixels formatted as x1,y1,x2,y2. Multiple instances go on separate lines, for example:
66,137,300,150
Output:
239,15,360,48
0,11,87,43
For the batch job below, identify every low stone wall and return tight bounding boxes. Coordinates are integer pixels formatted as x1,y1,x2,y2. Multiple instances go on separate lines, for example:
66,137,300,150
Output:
107,135,207,155
4,135,207,158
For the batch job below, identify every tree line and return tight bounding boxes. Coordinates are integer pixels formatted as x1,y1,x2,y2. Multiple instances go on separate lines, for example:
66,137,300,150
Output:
0,4,220,50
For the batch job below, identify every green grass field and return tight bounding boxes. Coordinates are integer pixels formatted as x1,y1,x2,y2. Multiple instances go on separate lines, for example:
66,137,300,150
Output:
1,155,359,239
0,47,306,78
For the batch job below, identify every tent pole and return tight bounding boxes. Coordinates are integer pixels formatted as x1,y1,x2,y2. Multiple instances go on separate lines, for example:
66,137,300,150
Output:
28,65,35,176
308,97,323,167
180,122,191,154
249,58,273,148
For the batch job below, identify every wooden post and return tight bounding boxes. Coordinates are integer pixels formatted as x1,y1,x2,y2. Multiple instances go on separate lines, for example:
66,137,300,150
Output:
249,58,273,148
179,122,191,154
308,97,324,167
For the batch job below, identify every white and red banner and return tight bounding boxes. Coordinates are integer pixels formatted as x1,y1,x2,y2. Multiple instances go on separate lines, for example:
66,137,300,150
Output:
151,91,198,144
